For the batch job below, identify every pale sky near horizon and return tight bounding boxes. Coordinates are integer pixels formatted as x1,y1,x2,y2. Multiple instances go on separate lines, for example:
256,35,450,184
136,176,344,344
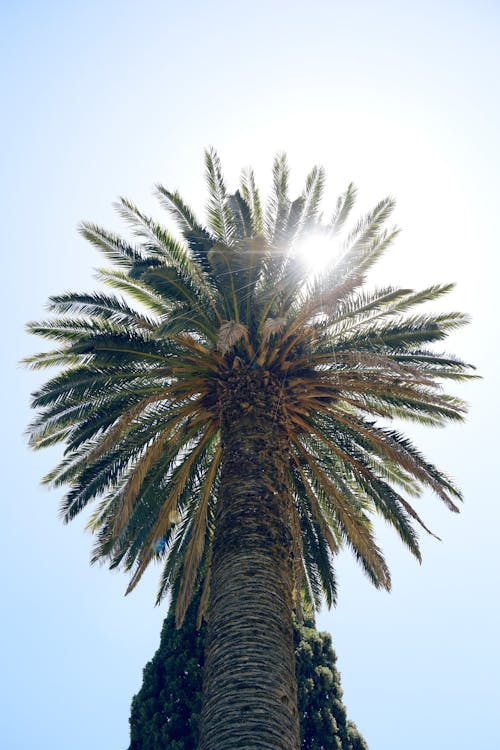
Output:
2,2,499,748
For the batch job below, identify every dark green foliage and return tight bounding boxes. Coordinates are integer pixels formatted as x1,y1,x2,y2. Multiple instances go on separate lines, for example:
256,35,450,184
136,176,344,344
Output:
129,600,367,750
129,599,205,750
346,723,369,750
295,619,365,750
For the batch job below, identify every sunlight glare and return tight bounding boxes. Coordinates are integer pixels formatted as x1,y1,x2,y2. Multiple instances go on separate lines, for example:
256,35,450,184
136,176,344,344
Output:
295,231,338,272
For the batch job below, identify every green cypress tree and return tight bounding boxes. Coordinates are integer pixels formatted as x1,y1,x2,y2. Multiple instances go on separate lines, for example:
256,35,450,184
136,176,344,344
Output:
346,724,368,750
294,620,366,750
129,599,367,750
128,599,204,750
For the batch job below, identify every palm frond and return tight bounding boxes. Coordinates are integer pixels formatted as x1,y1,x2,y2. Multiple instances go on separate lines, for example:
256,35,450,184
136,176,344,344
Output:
78,222,145,268
330,182,357,234
240,167,264,235
204,147,235,244
266,152,291,243
175,445,221,625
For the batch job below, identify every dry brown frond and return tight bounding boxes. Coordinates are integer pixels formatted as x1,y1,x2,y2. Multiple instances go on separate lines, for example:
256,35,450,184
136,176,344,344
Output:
316,275,365,314
277,275,364,350
262,317,286,339
292,437,391,590
125,424,218,596
334,350,435,385
87,394,168,463
328,409,460,511
176,445,221,626
396,496,441,540
217,321,248,354
289,500,304,621
113,405,211,538
113,430,171,537
291,454,340,557
196,545,213,629
288,411,372,481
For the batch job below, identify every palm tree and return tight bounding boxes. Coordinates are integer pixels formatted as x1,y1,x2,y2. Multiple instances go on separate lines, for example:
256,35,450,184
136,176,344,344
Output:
26,150,473,750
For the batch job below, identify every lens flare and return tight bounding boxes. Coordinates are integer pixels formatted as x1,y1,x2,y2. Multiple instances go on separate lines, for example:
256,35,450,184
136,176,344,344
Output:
295,231,337,272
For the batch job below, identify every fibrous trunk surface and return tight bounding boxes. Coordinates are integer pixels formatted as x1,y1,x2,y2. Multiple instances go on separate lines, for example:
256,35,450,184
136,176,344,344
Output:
199,370,300,750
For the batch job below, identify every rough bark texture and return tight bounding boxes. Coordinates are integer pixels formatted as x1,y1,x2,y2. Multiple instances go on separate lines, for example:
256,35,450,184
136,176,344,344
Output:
199,369,300,750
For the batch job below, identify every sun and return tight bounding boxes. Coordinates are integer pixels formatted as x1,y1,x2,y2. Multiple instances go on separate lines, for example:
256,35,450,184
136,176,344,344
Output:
294,230,338,272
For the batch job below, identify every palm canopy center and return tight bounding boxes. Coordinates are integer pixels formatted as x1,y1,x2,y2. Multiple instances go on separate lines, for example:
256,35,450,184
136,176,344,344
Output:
26,150,473,750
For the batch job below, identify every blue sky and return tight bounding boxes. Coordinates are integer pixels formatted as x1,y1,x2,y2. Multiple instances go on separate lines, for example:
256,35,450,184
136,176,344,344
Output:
2,1,499,748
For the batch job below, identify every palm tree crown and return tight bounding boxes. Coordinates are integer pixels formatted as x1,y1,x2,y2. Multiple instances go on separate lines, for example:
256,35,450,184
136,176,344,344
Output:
26,149,473,629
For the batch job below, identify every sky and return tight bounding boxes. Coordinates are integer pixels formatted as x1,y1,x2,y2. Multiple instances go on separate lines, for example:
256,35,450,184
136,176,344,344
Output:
2,1,499,748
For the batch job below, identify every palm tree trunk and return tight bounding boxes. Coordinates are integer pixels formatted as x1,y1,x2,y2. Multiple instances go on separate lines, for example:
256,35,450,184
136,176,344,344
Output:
199,370,300,750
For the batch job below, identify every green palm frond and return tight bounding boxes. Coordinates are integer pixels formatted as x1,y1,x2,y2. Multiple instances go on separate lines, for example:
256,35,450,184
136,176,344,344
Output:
330,182,357,234
240,166,264,235
266,152,291,243
204,147,235,244
78,223,146,268
300,165,326,229
48,291,159,329
95,268,172,315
